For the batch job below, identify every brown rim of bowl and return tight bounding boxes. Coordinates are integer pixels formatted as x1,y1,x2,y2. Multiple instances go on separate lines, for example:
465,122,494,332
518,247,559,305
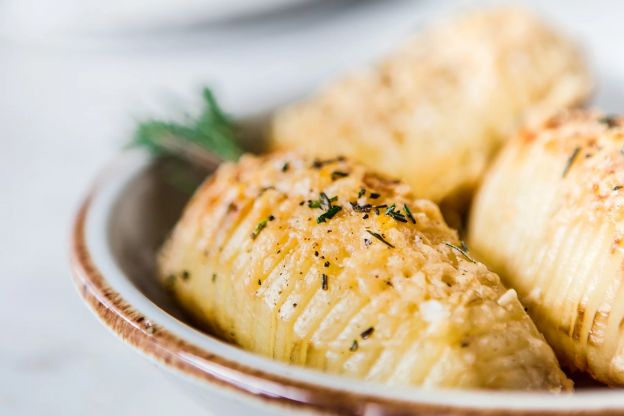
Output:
70,190,624,416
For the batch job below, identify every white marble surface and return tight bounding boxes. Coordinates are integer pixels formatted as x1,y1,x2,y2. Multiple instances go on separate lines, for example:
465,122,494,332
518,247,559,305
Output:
1,1,623,414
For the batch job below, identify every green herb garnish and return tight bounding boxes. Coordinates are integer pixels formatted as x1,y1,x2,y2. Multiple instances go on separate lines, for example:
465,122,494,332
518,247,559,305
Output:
403,204,416,224
365,230,394,248
444,242,476,263
358,188,366,198
132,88,243,164
562,146,580,177
317,205,342,223
599,115,619,128
385,204,407,223
331,171,349,181
251,218,269,240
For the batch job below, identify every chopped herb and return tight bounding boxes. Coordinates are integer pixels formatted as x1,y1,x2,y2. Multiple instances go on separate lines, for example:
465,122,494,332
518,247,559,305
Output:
366,230,394,248
251,218,269,240
350,340,359,352
181,270,190,281
331,171,349,181
614,185,623,191
321,274,329,290
369,192,380,199
562,146,580,177
317,205,342,223
403,204,416,224
281,162,290,172
350,201,372,212
444,242,476,263
599,115,619,128
360,327,374,340
357,188,366,198
312,156,345,169
385,204,407,223
309,193,338,210
259,186,275,195
212,273,217,282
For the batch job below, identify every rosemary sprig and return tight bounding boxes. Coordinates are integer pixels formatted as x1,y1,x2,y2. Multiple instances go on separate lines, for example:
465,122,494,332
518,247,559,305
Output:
444,242,476,263
132,88,243,165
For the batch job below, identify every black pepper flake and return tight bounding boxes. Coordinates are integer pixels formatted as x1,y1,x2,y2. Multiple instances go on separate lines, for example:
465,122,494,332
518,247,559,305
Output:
324,261,330,267
321,274,328,290
299,201,305,206
181,270,190,281
614,185,623,191
366,230,394,248
362,214,369,219
360,327,374,340
281,162,290,172
293,303,298,308
268,215,275,221
331,170,349,181
314,251,319,257
212,273,217,283
350,340,359,352
364,238,372,247
562,146,580,177
460,340,470,348
258,279,262,286
357,188,366,198
369,192,380,199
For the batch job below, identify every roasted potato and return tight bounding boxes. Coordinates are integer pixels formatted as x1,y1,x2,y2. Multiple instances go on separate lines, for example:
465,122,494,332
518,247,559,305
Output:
469,111,624,385
159,153,570,390
271,8,591,205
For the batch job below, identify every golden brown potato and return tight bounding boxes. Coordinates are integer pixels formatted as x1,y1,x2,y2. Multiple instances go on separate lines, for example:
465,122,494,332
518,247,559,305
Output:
271,8,591,205
159,152,570,390
469,111,624,385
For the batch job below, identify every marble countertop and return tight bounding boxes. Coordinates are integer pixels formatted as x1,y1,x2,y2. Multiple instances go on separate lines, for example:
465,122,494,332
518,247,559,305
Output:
1,0,622,414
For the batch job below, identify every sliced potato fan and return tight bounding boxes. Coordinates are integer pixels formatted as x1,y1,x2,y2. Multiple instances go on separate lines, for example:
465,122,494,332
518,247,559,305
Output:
271,8,591,205
159,152,570,390
469,111,624,385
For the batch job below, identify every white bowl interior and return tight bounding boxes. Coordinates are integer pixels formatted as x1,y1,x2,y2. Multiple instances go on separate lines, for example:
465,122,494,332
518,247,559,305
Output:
85,149,624,412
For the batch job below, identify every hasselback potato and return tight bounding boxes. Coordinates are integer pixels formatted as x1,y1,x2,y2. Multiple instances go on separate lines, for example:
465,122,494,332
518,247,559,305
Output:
159,152,570,390
469,111,624,385
270,8,591,205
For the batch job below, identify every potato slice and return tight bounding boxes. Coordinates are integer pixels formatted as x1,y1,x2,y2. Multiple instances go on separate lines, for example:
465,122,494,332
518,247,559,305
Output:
270,8,591,205
469,111,624,385
159,152,570,390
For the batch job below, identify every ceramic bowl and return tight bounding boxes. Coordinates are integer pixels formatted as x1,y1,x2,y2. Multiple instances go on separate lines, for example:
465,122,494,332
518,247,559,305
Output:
70,149,624,415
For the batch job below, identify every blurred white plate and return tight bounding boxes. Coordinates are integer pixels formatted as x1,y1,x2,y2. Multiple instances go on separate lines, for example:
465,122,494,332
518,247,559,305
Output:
0,0,319,39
